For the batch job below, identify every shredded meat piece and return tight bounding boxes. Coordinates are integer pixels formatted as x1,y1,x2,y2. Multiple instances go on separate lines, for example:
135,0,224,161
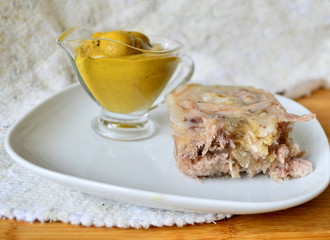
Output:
166,84,315,181
278,113,316,122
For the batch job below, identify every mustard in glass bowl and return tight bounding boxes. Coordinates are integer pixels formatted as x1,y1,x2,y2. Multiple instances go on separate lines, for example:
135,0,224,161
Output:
57,27,194,140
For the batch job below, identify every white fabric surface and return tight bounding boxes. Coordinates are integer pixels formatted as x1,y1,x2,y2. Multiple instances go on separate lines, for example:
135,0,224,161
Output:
1,0,330,228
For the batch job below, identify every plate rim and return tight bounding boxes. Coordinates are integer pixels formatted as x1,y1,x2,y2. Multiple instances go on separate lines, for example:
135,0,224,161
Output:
4,83,330,214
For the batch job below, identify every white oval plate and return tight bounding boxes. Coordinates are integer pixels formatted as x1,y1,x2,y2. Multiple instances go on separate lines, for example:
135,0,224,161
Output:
5,83,330,214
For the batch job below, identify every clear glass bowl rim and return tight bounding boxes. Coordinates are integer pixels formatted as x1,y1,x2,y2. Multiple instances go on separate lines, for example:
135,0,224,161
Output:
57,26,184,54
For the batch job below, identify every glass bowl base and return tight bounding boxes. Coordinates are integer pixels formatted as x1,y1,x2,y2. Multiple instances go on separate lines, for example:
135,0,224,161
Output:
91,116,156,141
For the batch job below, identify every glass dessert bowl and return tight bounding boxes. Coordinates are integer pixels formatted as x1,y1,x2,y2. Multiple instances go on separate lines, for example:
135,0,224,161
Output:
57,27,194,141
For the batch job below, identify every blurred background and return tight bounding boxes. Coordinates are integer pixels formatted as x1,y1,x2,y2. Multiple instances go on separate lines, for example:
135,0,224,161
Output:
1,0,330,120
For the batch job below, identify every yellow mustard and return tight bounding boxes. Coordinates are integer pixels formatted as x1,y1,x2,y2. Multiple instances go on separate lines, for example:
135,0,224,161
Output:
75,30,179,114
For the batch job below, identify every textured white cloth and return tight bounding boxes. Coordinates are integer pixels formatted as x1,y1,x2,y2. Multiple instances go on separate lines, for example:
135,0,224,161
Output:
1,0,330,228
0,162,229,228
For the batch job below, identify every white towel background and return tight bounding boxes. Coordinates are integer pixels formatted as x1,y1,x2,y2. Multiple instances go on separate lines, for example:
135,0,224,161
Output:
1,0,329,228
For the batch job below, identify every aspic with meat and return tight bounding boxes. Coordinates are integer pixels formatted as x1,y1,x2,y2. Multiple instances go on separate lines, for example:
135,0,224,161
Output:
166,84,315,181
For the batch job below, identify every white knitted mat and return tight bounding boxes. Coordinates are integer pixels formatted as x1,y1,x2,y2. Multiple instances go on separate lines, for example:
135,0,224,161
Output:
1,0,330,228
0,152,230,228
